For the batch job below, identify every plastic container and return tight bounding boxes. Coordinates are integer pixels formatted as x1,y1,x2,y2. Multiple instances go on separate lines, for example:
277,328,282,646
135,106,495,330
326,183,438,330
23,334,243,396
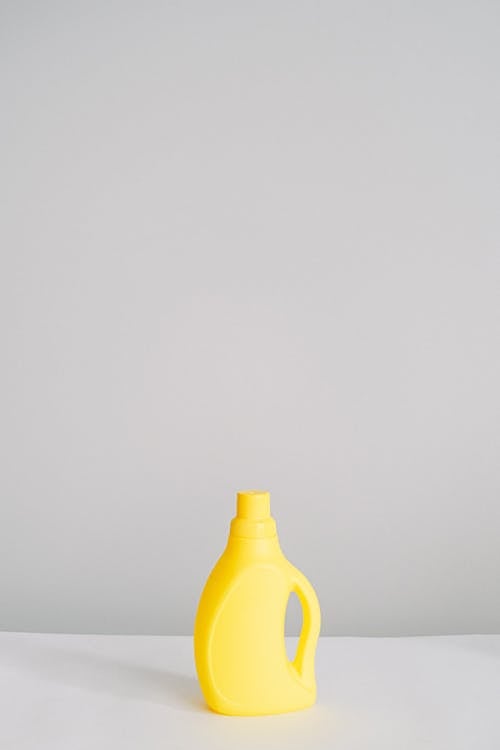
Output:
194,490,321,715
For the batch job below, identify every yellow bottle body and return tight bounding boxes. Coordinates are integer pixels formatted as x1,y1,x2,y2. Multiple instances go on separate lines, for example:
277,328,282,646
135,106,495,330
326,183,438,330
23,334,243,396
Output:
194,491,321,716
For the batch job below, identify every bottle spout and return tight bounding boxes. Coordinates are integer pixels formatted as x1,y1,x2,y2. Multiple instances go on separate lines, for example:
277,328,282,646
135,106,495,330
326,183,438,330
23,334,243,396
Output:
237,490,270,520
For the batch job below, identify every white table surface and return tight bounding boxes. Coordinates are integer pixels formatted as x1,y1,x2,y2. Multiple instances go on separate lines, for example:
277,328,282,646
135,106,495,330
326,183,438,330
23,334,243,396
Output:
1,633,499,749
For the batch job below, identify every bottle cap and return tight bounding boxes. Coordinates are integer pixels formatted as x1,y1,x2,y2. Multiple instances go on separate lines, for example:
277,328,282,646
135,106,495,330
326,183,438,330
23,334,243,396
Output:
230,490,276,539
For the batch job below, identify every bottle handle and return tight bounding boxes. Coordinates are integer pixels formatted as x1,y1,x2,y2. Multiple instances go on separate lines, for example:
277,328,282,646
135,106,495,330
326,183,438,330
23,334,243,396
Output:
288,567,321,690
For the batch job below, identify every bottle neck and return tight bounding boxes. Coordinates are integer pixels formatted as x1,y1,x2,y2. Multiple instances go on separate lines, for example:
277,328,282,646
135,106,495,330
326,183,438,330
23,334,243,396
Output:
226,529,282,559
229,515,277,539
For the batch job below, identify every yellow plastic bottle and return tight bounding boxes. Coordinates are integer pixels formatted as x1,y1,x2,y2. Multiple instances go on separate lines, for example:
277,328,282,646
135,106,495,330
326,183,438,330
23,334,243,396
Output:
194,490,321,716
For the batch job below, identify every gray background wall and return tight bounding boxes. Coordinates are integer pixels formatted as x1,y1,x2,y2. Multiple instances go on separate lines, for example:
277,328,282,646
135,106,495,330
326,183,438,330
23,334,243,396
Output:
1,1,499,636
